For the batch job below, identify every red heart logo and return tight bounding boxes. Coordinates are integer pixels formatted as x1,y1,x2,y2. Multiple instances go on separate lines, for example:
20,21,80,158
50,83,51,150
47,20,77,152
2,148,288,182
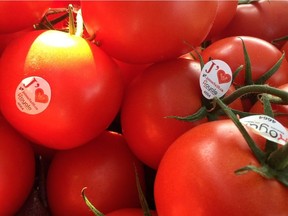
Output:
217,70,231,84
35,88,49,103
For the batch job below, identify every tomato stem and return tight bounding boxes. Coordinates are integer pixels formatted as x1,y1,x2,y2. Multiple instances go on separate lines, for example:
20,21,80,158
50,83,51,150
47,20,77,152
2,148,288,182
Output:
81,187,105,216
68,4,76,35
214,97,266,163
222,85,288,106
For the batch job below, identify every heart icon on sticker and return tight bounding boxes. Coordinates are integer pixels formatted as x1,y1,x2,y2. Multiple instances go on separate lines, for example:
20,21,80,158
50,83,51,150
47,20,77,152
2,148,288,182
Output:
217,70,231,84
35,88,49,103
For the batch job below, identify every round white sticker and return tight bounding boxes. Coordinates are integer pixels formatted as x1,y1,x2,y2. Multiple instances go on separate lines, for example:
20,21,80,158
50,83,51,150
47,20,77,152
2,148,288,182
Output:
15,76,51,115
240,115,288,145
199,60,232,99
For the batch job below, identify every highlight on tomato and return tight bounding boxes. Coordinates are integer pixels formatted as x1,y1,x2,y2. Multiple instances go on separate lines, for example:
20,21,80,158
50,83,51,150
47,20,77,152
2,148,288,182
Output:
80,1,219,64
0,29,123,150
154,119,288,216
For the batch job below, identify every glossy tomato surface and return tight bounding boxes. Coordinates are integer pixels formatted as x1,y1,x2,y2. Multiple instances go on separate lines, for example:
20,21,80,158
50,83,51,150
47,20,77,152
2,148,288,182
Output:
0,30,123,149
0,115,35,215
214,0,288,47
121,58,207,169
0,1,52,33
47,131,145,215
202,36,288,88
80,1,219,64
155,119,288,216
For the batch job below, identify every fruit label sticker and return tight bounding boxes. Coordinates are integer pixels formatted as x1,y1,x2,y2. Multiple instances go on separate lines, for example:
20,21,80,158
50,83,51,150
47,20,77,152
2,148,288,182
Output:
199,60,232,100
15,76,51,115
240,115,288,145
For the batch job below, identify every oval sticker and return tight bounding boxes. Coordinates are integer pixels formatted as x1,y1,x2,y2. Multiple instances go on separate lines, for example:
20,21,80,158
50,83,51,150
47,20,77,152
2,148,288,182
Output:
15,76,51,115
199,60,232,99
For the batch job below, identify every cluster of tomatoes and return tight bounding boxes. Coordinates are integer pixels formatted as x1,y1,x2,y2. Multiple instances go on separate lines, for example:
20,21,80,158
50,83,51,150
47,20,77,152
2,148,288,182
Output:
1,1,288,215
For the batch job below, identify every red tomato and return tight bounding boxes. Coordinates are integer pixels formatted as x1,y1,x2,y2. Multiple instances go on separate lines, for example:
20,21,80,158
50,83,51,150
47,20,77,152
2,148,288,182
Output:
0,1,52,34
47,131,145,215
249,83,288,128
106,208,158,216
0,114,35,215
205,0,238,40
80,1,219,64
155,119,288,215
214,0,288,47
121,58,207,169
202,36,288,88
0,30,123,149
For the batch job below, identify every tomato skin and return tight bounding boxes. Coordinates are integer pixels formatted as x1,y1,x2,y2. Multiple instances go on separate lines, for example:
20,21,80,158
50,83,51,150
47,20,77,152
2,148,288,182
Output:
47,131,145,215
0,115,35,215
249,83,288,128
0,30,123,149
106,208,158,216
0,1,52,34
80,1,219,64
154,119,288,216
214,0,288,47
121,58,207,169
201,36,288,87
205,0,238,40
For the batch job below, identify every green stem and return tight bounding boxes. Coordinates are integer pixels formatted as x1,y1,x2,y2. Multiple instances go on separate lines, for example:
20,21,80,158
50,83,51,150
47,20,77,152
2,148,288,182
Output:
222,85,288,106
238,37,253,86
268,143,288,171
214,97,266,163
81,188,105,216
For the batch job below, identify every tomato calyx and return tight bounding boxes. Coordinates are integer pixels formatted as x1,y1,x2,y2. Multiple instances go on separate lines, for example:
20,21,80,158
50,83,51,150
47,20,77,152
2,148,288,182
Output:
34,4,83,37
215,96,288,187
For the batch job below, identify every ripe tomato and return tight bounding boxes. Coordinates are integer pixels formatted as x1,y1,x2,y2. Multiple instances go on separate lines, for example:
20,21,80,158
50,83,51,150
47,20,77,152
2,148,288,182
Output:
121,58,207,169
0,1,52,34
0,114,35,215
155,119,288,215
205,0,238,40
0,30,123,149
47,131,145,215
249,83,288,128
214,0,288,47
80,1,219,64
201,36,288,88
106,208,158,216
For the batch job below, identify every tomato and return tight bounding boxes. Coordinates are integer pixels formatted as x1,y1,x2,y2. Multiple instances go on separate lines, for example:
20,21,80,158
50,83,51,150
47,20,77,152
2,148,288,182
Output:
202,36,288,87
47,131,145,215
201,36,288,111
106,208,158,216
249,83,288,128
121,58,207,169
80,1,219,64
214,0,288,47
154,119,288,215
0,114,35,215
0,1,52,34
205,0,238,40
0,30,123,149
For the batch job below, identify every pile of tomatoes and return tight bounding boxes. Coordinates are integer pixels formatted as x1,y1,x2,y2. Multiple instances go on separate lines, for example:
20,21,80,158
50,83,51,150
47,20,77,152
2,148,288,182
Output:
1,1,288,215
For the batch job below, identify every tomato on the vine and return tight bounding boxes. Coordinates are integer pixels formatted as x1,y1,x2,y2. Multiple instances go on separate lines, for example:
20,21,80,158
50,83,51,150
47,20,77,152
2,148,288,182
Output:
47,131,145,215
80,1,219,64
249,83,288,128
0,30,123,149
155,119,288,215
0,114,35,215
121,58,207,169
213,0,288,47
